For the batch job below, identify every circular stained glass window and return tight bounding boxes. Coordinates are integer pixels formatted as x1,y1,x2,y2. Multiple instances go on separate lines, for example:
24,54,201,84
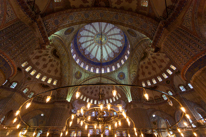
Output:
71,22,130,73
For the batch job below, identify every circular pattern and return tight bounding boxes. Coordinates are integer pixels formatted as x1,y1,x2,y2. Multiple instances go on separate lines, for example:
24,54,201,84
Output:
71,22,130,73
118,72,125,80
75,71,82,79
64,27,74,35
127,29,137,37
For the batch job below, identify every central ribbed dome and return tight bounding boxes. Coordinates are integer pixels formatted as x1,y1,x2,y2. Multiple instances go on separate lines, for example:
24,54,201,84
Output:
71,22,130,73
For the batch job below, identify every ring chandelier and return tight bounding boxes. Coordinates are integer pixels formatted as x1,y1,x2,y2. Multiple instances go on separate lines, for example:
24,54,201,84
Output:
3,84,199,137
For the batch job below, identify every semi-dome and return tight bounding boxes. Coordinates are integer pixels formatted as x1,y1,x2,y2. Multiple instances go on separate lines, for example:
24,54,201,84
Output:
71,22,130,73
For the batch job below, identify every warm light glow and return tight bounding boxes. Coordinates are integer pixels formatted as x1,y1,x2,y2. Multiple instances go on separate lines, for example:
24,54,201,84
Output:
94,124,97,129
88,133,90,137
88,116,91,121
122,111,126,118
23,129,28,135
135,132,138,136
118,120,121,126
99,124,102,129
128,120,131,126
13,117,17,123
46,132,50,136
177,128,181,133
19,131,22,136
100,104,103,110
70,121,73,127
72,114,75,120
180,107,186,113
81,108,84,114
16,124,21,129
107,104,111,110
118,105,122,111
15,110,20,116
193,132,197,136
33,131,36,137
185,114,190,119
76,91,80,99
85,124,88,130
180,133,184,137
80,121,83,126
74,133,76,137
26,102,31,109
109,125,111,130
128,134,131,137
183,122,188,127
46,96,51,103
168,133,171,137
115,134,117,137
65,130,68,136
60,132,63,137
112,89,117,96
115,122,117,127
87,102,91,109
141,132,144,137
134,128,136,132
144,93,149,100
101,134,103,137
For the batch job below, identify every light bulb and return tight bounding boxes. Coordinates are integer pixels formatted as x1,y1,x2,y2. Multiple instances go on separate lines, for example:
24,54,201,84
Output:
134,128,136,132
46,96,51,103
115,122,117,127
101,134,103,137
118,120,121,126
135,132,138,136
185,114,190,119
177,128,181,133
80,121,83,126
85,124,88,130
144,93,149,100
127,120,130,126
118,105,122,111
19,131,22,136
46,132,50,136
109,125,111,130
115,134,117,137
74,133,76,137
183,122,188,127
16,124,21,129
107,104,111,110
154,133,158,137
88,133,90,137
81,108,84,114
66,130,68,135
71,114,75,120
128,134,130,137
168,133,171,137
100,104,103,110
60,132,63,137
70,121,73,126
180,133,184,137
26,102,31,109
99,124,102,129
112,89,117,96
87,102,91,109
180,107,186,113
141,133,144,137
33,131,36,137
94,124,97,129
88,116,91,121
13,117,17,123
23,129,28,135
15,110,20,116
193,132,197,136
76,91,80,99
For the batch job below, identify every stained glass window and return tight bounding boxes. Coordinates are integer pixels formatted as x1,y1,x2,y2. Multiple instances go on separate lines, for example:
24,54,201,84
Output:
21,61,28,67
47,78,52,84
2,80,8,85
162,95,168,100
116,131,121,137
166,69,173,75
25,66,32,72
122,131,127,137
142,82,146,87
157,76,162,82
188,83,193,89
71,131,75,137
162,73,168,78
141,0,148,7
23,88,29,93
170,65,176,70
105,129,109,136
77,131,81,137
36,73,41,79
30,70,36,75
168,91,173,96
179,86,186,92
152,79,157,84
10,82,17,89
28,92,34,98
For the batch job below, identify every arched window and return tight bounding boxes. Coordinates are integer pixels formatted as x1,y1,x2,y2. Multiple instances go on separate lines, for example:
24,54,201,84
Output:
30,70,36,75
102,68,104,73
21,61,28,67
90,99,93,104
188,83,193,89
86,98,89,102
53,80,58,85
141,0,148,7
162,94,168,100
107,67,110,73
147,80,151,86
54,0,61,2
166,69,173,75
168,91,173,96
110,98,112,103
41,76,47,81
170,65,176,70
80,95,83,99
25,66,32,72
36,73,41,79
179,85,186,92
142,82,146,87
0,116,5,124
47,78,52,84
96,68,99,73
23,88,29,94
10,82,17,89
2,80,8,85
94,100,97,104
157,76,162,82
152,78,157,84
28,92,34,98
162,73,168,78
